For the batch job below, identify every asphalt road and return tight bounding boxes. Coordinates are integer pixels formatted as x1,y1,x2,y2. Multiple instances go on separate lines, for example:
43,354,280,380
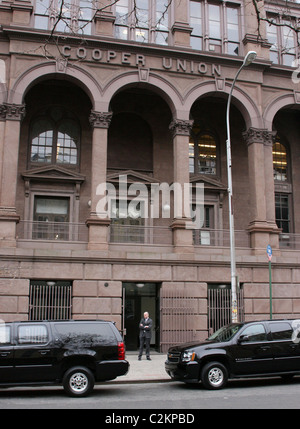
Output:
0,377,300,409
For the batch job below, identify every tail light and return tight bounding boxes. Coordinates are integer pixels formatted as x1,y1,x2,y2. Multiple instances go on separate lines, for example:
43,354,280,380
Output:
118,341,125,360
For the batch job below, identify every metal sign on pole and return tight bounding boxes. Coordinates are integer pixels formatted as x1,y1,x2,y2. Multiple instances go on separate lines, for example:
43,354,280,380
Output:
267,245,272,319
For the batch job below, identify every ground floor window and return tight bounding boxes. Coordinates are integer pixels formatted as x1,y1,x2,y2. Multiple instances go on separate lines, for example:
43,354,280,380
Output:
29,280,72,320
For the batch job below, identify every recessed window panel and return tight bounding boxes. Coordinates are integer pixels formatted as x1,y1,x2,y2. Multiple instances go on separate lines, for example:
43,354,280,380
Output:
273,141,287,182
30,110,79,166
190,128,217,175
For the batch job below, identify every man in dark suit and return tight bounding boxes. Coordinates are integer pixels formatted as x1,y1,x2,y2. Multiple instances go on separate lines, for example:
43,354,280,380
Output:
138,311,153,360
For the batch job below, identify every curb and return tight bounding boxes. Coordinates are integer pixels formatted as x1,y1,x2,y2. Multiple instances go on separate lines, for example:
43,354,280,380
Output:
108,378,171,384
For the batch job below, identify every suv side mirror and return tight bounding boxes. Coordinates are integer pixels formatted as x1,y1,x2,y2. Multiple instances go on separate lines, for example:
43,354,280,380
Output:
238,335,249,344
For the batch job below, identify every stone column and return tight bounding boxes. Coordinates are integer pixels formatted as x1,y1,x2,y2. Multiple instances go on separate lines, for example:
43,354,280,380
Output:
94,0,115,37
10,0,33,26
0,103,25,247
86,111,112,250
242,0,271,60
243,127,279,251
169,119,194,253
171,0,193,48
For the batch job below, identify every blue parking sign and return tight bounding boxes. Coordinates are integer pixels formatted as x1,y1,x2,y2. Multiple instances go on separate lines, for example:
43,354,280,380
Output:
267,245,272,260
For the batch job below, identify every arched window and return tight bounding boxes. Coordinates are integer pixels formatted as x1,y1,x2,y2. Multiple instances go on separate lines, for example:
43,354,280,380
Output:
30,107,80,166
189,125,217,174
273,139,288,182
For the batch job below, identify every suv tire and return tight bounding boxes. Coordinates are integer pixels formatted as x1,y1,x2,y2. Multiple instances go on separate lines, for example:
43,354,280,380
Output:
63,366,95,397
201,362,228,390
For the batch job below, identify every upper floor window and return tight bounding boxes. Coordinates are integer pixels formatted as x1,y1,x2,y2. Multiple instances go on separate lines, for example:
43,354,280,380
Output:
189,125,217,175
273,136,292,234
273,139,288,182
30,107,80,166
115,0,169,45
34,0,93,35
267,15,298,66
190,0,240,55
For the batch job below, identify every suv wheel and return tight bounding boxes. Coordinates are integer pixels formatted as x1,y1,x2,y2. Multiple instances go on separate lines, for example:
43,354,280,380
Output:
201,362,228,390
63,366,95,397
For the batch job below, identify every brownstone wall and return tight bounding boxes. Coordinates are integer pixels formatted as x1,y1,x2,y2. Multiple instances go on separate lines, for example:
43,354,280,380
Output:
0,279,29,321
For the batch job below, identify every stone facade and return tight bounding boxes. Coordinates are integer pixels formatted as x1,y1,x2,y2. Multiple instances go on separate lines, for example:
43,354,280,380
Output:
0,0,300,350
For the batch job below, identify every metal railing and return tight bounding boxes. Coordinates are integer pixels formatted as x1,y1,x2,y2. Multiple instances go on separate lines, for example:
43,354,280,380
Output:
279,233,300,250
109,224,172,245
17,221,89,242
17,220,251,248
193,228,250,247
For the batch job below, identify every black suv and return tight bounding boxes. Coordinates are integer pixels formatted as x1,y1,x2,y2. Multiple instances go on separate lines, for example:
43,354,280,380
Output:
0,320,129,396
165,319,300,389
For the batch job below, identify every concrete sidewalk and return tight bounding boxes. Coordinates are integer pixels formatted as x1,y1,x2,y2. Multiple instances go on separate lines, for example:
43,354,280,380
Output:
111,351,170,383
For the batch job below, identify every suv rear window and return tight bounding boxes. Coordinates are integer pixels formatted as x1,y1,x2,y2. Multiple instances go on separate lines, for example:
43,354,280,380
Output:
18,324,49,344
270,322,293,341
0,325,11,345
54,322,116,345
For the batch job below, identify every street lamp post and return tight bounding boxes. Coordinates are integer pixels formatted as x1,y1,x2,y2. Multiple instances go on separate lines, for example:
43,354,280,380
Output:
226,51,257,323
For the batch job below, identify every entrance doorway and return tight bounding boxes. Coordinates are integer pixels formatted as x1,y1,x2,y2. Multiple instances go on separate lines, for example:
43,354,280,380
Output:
122,282,160,351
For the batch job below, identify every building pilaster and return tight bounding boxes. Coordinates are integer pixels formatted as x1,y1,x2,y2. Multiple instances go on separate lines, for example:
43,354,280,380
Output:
86,110,112,250
243,127,279,251
94,0,115,37
169,118,194,253
0,103,25,247
171,0,193,48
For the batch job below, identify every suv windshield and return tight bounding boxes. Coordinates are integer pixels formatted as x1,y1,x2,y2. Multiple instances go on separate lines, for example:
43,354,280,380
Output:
207,323,243,342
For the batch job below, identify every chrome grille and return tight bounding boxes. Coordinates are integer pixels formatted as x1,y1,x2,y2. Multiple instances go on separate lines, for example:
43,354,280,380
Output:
167,351,181,363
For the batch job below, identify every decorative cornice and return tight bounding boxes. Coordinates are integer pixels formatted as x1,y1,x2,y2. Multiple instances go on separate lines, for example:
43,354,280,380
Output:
89,111,113,129
171,22,193,36
0,103,26,121
242,34,272,49
169,119,193,137
243,127,276,147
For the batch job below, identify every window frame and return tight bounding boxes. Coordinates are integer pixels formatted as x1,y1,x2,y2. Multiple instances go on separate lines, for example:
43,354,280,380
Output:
30,194,74,241
114,0,170,45
189,128,218,176
269,322,293,342
17,324,49,345
189,0,241,55
239,323,268,343
275,192,291,234
273,135,293,234
273,138,289,182
29,109,81,169
33,0,95,35
266,12,298,66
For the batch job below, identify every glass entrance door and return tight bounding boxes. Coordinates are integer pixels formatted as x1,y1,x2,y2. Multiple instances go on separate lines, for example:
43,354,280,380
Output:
123,283,160,351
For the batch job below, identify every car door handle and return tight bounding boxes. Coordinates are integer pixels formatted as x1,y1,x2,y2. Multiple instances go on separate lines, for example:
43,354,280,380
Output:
259,346,271,351
39,350,50,355
0,352,10,357
289,344,298,350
